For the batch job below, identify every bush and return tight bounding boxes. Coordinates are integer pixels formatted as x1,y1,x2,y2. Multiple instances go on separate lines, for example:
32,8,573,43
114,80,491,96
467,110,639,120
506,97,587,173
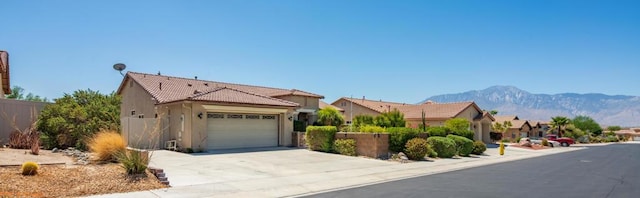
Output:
604,135,619,142
426,137,457,158
589,136,603,143
359,125,386,133
501,139,511,143
471,141,487,155
353,115,375,127
8,131,34,149
541,138,550,146
427,126,448,137
404,138,433,160
451,129,475,140
387,127,419,152
333,139,356,156
515,137,522,143
305,126,338,152
88,130,126,162
21,161,39,175
116,150,148,175
447,135,474,157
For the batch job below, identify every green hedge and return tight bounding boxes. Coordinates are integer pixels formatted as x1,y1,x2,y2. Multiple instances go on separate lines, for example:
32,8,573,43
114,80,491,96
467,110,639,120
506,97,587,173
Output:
451,129,475,140
387,127,419,152
426,126,448,137
404,138,432,160
333,139,357,156
471,141,486,155
426,137,457,158
305,126,338,152
447,135,474,157
359,125,386,133
604,135,619,142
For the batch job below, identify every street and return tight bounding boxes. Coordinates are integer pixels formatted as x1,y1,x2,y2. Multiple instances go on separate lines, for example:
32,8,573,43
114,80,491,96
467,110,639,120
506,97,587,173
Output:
306,144,640,198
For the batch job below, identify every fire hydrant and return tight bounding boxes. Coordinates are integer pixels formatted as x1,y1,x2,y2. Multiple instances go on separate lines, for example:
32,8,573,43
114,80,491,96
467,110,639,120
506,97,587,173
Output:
499,141,505,156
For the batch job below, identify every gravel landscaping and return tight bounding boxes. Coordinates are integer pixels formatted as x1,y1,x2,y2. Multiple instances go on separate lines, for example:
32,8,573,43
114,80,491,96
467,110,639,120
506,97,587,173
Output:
0,148,167,197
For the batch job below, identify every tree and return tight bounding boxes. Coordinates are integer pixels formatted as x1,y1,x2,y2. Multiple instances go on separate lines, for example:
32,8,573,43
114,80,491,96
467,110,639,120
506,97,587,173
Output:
489,110,498,115
492,121,512,133
5,86,48,102
373,109,406,128
37,89,120,150
352,115,374,127
563,124,586,140
444,118,470,132
550,116,571,137
572,115,603,136
606,126,622,132
317,107,345,128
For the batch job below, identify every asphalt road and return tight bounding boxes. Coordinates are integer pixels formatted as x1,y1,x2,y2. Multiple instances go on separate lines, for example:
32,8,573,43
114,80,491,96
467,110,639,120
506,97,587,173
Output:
307,144,640,198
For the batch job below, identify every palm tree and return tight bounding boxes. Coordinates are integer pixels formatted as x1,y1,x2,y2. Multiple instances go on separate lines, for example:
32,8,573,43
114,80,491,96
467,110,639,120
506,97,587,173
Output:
550,116,570,137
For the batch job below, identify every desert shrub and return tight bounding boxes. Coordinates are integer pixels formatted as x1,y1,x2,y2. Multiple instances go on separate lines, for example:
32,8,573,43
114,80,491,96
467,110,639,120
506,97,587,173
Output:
426,126,448,137
404,138,432,160
387,127,419,152
451,129,475,140
359,125,386,133
88,130,126,162
21,161,39,176
471,141,487,155
116,149,148,175
426,137,457,158
604,135,619,142
447,135,474,157
305,126,338,152
515,137,522,143
333,139,356,156
501,139,511,143
37,89,120,150
541,138,550,146
8,131,33,149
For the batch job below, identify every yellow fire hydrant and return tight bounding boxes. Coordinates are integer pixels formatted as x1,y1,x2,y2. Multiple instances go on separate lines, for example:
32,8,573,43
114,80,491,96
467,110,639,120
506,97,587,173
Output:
499,141,505,156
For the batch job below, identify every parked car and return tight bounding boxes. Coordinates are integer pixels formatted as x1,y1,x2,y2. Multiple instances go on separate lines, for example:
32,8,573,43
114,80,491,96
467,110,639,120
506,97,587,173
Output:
545,134,574,147
527,137,560,147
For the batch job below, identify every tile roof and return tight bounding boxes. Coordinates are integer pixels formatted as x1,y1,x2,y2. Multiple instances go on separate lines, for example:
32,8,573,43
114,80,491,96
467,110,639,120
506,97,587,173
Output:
119,72,321,106
0,51,10,94
493,115,530,129
337,97,482,120
319,100,344,112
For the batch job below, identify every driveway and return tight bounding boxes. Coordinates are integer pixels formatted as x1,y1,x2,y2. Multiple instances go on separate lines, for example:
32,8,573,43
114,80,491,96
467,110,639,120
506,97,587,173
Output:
149,147,394,187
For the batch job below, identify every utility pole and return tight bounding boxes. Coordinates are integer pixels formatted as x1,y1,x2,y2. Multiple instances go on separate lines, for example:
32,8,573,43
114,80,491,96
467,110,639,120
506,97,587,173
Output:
350,95,353,132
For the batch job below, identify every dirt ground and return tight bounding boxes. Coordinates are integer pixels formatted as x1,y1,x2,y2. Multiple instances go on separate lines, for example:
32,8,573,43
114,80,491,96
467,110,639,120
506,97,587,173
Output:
0,148,73,166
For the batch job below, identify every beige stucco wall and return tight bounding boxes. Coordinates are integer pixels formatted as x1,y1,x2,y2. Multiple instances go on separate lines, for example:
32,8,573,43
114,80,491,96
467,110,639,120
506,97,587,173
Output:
0,77,4,98
276,96,319,110
504,124,532,141
331,98,382,123
119,79,157,119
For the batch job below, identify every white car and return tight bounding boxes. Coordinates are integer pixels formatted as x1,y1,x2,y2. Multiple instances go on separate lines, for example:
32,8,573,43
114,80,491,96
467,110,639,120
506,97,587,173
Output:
522,137,561,148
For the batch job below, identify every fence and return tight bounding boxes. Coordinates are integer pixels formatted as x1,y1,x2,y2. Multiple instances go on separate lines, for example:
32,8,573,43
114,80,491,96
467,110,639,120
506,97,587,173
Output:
0,99,48,145
121,117,169,150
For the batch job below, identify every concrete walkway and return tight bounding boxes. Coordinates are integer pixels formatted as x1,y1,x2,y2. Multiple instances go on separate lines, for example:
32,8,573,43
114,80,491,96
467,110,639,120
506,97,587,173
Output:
88,145,585,198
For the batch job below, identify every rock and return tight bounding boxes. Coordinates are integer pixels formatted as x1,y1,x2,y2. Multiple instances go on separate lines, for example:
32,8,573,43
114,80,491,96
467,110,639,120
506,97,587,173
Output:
398,152,409,160
52,148,58,153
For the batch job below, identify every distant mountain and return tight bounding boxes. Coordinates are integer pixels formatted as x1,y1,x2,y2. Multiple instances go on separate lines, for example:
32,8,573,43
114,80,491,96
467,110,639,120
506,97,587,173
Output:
422,86,640,127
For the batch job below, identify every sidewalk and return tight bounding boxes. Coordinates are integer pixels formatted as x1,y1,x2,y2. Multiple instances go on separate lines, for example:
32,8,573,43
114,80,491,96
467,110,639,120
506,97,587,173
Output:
87,146,584,198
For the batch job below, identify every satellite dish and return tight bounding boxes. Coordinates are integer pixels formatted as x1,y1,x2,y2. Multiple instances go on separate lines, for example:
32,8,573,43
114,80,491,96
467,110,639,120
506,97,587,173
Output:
113,63,126,76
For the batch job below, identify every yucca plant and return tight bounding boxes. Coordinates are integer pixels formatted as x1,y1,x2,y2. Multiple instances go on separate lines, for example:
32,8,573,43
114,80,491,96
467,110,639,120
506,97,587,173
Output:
116,150,149,175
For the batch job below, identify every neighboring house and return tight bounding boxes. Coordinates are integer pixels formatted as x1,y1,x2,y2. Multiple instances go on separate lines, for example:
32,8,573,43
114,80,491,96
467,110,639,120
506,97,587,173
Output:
614,128,640,141
529,120,550,137
493,115,532,140
331,97,495,143
0,50,10,98
117,72,323,150
319,100,344,114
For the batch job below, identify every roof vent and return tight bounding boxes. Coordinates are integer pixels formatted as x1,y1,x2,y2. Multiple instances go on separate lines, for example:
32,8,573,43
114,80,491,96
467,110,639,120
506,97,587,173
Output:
187,83,192,87
204,83,209,86
159,82,162,90
157,71,161,75
194,90,201,94
195,76,198,80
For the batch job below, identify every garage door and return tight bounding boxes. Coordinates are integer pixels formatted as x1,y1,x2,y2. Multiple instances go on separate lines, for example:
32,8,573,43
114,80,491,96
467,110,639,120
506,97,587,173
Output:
207,113,278,150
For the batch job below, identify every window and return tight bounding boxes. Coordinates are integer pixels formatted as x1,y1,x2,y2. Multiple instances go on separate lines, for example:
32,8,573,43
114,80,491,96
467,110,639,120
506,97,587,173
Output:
511,133,516,139
131,110,136,116
207,113,224,119
262,115,276,119
138,114,144,118
228,114,243,119
246,115,260,119
341,102,346,107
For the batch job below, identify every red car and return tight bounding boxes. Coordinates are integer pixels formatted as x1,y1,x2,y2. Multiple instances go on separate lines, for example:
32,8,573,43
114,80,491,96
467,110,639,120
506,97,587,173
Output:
545,134,574,147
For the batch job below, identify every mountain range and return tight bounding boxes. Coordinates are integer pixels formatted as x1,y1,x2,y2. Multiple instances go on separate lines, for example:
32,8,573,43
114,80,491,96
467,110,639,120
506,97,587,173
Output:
422,86,640,127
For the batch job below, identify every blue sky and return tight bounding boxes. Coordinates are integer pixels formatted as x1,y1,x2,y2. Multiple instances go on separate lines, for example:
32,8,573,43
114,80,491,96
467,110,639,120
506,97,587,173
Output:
2,0,639,103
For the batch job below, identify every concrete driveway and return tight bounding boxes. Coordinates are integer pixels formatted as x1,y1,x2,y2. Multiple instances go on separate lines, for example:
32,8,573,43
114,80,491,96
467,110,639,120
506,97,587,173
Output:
149,147,394,187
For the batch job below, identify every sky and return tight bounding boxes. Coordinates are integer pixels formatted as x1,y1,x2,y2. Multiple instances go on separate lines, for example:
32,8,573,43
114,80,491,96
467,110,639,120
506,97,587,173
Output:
1,0,639,103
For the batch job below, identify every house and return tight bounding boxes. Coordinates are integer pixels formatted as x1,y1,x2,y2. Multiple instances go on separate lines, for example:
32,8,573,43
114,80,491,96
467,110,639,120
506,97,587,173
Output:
117,71,323,150
493,115,532,140
529,120,551,137
0,50,10,97
331,97,495,143
319,100,344,113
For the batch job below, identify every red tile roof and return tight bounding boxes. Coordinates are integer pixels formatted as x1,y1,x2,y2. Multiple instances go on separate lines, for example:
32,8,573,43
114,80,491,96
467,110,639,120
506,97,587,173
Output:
0,51,10,94
319,100,344,112
337,97,484,120
493,115,531,129
119,72,321,107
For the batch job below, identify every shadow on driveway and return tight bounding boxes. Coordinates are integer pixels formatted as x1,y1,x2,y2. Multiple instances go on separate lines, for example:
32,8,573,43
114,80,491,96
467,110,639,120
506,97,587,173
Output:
189,146,300,156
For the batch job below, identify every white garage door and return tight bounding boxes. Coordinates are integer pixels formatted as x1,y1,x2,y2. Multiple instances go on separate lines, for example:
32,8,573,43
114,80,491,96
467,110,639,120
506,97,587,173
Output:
207,113,278,150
